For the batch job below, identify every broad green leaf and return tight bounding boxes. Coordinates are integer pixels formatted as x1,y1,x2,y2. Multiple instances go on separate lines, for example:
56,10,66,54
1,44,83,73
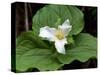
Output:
74,33,97,49
32,5,84,36
16,48,63,71
57,33,97,64
16,31,49,49
16,31,63,71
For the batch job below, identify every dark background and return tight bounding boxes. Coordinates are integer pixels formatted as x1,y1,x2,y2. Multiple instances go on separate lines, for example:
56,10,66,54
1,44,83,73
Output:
12,2,97,72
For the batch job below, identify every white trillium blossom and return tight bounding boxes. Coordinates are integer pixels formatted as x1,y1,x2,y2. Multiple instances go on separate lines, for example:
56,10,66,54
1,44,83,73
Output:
39,19,72,54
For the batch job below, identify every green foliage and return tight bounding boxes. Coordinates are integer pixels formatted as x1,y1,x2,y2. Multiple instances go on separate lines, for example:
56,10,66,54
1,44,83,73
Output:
16,32,97,71
16,5,97,72
32,5,84,36
16,31,63,71
57,33,97,64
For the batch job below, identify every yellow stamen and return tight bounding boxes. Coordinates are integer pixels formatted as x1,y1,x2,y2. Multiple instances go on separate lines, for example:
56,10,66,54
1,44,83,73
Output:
55,29,65,40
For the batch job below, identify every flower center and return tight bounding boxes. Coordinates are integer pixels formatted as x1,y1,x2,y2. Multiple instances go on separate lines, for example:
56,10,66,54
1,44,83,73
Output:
55,29,65,40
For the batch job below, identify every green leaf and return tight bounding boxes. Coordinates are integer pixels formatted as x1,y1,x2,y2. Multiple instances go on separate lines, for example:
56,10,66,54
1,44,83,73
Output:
74,33,97,49
67,36,74,44
16,31,49,49
32,5,84,36
16,48,63,71
16,31,63,71
57,33,97,64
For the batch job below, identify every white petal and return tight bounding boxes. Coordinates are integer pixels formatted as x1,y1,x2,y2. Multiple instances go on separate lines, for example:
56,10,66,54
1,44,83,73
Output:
55,38,67,54
62,19,70,25
58,19,72,36
39,26,56,41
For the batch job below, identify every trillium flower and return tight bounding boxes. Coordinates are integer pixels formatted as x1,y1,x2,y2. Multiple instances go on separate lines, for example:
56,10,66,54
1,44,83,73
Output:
39,19,72,54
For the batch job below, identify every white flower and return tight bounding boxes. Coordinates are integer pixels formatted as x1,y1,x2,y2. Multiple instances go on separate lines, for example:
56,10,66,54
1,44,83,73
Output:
39,19,72,54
